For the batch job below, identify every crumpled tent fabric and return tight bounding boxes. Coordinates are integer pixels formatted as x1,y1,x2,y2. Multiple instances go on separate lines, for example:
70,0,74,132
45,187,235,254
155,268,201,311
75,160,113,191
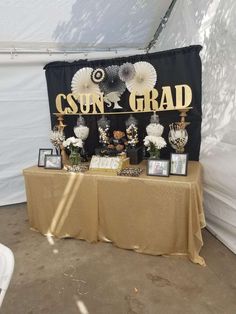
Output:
0,0,171,52
151,0,236,253
0,0,235,253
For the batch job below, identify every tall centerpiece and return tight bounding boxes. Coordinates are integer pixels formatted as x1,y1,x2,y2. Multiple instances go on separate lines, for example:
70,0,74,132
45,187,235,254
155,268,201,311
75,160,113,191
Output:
50,126,65,154
169,122,188,153
125,115,139,148
125,114,142,164
73,116,89,161
97,115,110,147
143,113,167,159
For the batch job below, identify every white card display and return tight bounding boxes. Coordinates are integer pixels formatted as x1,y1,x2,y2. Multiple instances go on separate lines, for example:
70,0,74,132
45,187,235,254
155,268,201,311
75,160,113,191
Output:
89,156,122,171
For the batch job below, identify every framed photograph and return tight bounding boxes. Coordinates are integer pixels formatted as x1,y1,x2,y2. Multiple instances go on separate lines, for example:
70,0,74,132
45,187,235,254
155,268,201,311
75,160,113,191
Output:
38,148,53,167
170,153,188,176
147,159,170,177
44,155,62,170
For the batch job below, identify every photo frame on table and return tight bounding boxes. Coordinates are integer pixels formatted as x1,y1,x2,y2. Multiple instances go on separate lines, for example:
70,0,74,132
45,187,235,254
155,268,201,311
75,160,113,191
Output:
147,159,170,177
170,153,188,176
38,148,53,167
44,155,62,170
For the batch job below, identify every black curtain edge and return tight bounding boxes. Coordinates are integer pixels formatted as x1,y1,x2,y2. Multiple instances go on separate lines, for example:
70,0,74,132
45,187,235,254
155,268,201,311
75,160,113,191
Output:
43,45,203,70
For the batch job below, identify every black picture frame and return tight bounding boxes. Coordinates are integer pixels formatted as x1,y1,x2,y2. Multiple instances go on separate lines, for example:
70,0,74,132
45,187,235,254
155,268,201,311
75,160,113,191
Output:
38,148,53,167
44,155,62,170
147,159,170,177
170,153,188,176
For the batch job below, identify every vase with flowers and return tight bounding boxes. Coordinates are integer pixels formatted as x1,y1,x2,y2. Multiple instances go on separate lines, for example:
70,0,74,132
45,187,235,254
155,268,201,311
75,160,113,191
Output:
143,113,167,159
63,137,83,166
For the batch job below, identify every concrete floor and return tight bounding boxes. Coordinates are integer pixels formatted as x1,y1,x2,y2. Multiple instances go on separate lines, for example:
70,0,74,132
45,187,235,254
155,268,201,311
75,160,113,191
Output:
0,203,236,314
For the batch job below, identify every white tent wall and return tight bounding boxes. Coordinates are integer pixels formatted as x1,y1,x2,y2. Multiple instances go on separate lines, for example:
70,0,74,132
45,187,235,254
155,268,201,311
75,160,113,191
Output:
151,0,236,253
0,49,146,206
0,63,52,205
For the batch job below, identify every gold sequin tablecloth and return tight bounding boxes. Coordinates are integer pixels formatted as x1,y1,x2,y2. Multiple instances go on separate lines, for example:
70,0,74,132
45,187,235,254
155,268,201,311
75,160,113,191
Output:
23,161,206,265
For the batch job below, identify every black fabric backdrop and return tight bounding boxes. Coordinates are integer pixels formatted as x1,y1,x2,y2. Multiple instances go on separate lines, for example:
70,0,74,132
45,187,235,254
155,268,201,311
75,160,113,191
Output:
44,45,202,160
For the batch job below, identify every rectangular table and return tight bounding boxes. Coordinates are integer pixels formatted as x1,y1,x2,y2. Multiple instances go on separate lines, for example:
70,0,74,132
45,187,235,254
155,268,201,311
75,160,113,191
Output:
23,161,206,265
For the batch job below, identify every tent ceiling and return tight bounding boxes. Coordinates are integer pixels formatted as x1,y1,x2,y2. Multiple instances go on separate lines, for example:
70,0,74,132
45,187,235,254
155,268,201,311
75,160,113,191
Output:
0,0,172,53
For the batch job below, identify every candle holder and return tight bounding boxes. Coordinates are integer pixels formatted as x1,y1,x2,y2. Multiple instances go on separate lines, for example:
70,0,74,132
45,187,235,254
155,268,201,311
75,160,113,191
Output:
168,122,188,153
51,113,69,166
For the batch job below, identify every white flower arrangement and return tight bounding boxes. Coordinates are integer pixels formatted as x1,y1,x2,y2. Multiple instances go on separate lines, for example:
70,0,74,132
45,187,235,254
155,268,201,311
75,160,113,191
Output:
143,135,167,150
63,137,83,149
63,137,83,166
73,125,89,140
144,122,166,158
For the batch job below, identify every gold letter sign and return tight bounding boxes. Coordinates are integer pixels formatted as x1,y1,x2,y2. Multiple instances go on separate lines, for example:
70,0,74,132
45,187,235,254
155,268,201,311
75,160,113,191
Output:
55,84,192,114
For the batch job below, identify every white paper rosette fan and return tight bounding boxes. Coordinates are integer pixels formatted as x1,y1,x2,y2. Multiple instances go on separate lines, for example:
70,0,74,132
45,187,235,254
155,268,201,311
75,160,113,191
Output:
126,61,157,96
71,67,101,105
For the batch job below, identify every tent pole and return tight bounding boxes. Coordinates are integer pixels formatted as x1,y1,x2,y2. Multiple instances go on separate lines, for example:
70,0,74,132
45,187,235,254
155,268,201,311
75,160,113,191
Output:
146,0,178,53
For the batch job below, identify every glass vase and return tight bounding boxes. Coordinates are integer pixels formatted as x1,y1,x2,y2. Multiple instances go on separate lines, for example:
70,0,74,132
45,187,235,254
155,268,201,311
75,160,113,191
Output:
69,150,81,166
125,114,139,148
97,115,110,147
149,148,160,159
168,123,188,153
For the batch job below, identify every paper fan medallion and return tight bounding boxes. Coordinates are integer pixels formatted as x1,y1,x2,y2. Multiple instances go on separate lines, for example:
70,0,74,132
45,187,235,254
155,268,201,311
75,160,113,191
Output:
126,61,157,95
99,65,126,96
91,68,106,83
71,67,101,105
118,62,135,82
